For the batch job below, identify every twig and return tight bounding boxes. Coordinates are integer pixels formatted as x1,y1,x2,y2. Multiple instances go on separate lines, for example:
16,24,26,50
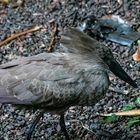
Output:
130,86,140,97
100,109,140,117
0,26,42,47
67,119,96,135
48,22,59,52
72,1,79,26
109,87,124,94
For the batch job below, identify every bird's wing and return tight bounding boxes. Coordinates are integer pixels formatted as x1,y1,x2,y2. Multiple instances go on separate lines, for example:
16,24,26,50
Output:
0,52,62,69
60,27,99,54
0,52,86,109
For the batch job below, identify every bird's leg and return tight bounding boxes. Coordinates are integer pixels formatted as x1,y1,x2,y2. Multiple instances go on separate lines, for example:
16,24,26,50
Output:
27,111,44,140
60,114,70,140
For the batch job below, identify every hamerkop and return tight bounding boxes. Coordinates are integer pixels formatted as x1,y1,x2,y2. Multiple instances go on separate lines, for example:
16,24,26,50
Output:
0,28,137,140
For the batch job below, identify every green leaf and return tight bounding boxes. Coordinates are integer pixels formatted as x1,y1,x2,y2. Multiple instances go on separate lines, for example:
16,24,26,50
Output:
137,39,140,46
2,0,11,5
103,114,118,123
122,104,136,111
126,116,140,128
135,97,140,105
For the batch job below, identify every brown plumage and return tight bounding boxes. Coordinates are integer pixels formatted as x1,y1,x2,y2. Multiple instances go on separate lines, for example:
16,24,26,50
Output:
0,28,137,140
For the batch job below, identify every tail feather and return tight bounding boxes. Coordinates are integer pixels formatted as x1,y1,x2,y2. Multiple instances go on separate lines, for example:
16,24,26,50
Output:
0,88,31,105
0,96,22,104
0,95,32,105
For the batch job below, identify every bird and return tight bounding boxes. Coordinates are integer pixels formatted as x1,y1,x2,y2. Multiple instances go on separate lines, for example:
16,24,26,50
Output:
0,27,137,140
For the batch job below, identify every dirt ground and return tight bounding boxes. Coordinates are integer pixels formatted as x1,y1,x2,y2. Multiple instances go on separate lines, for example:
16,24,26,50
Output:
0,0,140,140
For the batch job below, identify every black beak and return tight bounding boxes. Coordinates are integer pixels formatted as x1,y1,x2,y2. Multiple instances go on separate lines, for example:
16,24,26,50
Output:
107,59,137,88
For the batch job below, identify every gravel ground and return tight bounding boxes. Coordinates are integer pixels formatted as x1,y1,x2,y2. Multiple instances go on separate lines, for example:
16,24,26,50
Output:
0,0,140,140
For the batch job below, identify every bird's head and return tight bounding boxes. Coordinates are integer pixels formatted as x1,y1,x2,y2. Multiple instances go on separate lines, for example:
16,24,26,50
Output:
97,46,138,88
61,27,138,88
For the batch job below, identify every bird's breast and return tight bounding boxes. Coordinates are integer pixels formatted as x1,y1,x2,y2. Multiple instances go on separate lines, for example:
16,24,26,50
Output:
77,70,110,106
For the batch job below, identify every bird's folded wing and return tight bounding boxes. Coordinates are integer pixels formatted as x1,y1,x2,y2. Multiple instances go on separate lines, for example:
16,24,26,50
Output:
0,55,84,108
0,52,60,69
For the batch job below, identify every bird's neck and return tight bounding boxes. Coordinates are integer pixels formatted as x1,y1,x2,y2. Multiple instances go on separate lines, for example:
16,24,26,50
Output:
67,53,108,71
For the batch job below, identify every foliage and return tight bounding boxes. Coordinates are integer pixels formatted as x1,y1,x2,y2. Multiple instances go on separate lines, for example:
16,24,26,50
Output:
137,39,140,46
126,116,140,128
135,97,140,105
1,0,11,5
103,97,140,128
122,103,136,111
103,114,118,123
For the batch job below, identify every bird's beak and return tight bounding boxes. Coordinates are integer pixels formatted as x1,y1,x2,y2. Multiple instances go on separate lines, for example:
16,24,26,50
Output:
107,59,137,88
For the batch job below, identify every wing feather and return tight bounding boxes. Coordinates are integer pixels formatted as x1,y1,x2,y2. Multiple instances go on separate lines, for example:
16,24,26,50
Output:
0,53,85,108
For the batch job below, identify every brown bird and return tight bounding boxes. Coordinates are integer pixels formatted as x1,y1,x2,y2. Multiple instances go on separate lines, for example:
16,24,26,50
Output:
0,28,137,140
